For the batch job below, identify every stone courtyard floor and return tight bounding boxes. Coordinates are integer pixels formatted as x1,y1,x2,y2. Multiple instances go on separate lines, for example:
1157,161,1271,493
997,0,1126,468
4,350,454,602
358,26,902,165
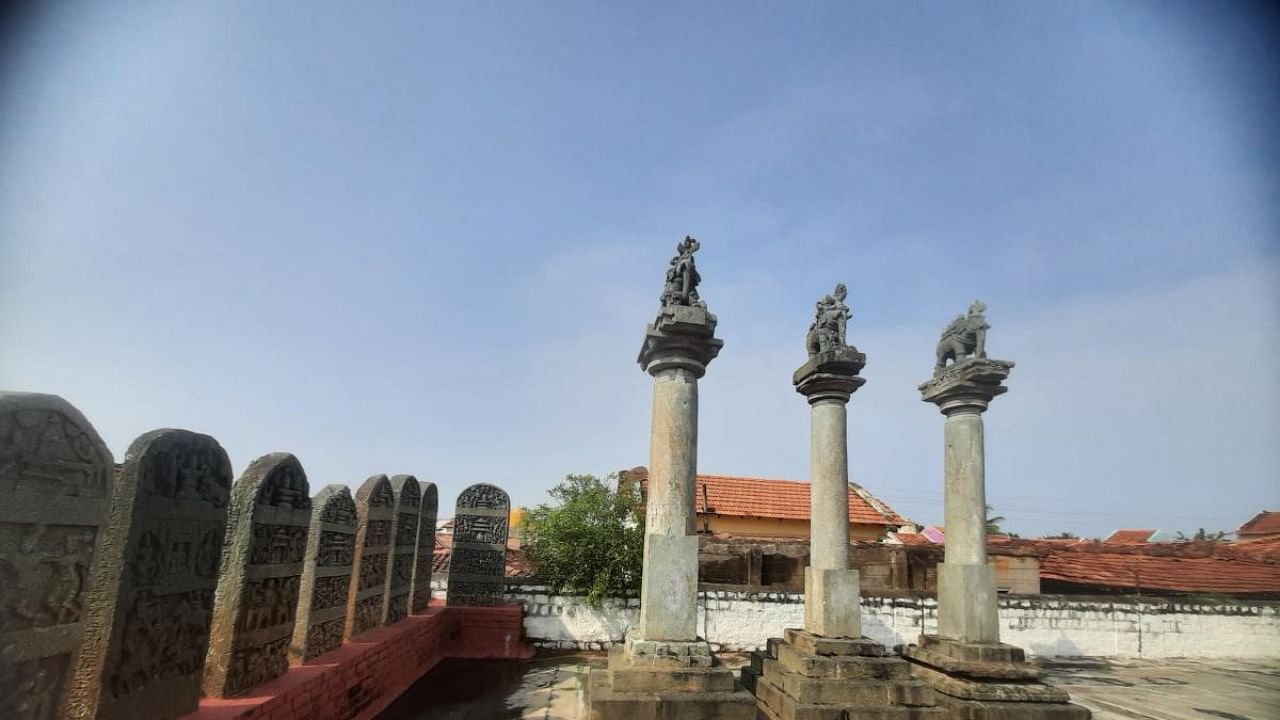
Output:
382,652,1280,720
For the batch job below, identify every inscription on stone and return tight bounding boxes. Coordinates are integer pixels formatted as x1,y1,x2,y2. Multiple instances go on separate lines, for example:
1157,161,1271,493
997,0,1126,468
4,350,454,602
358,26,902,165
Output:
64,428,232,720
408,481,438,613
382,475,421,625
343,475,394,640
203,453,311,698
446,483,510,607
290,484,357,663
0,393,113,720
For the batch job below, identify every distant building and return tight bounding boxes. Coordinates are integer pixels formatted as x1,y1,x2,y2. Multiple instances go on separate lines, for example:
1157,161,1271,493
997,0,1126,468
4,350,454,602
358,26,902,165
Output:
620,467,907,541
1238,511,1280,540
1103,528,1158,544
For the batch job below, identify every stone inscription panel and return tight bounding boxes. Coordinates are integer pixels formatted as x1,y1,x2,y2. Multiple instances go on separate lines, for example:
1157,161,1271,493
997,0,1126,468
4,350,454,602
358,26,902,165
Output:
0,393,113,720
65,428,232,720
344,475,393,641
291,484,357,663
203,454,311,698
446,483,510,607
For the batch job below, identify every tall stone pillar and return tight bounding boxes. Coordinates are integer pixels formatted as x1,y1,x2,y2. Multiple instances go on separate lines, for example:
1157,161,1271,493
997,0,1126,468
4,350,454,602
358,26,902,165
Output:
743,284,945,720
634,307,720,641
587,236,752,720
794,348,864,639
903,301,1089,719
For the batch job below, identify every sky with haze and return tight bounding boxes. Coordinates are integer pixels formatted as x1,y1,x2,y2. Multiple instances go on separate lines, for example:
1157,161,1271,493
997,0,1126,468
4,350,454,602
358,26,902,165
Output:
2,1,1277,538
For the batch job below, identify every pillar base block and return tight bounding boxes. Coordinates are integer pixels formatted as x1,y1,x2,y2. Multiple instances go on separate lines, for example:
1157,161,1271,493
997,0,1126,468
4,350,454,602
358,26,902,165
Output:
587,638,755,719
804,567,862,639
936,562,1000,644
742,634,946,720
904,634,1091,718
637,532,699,640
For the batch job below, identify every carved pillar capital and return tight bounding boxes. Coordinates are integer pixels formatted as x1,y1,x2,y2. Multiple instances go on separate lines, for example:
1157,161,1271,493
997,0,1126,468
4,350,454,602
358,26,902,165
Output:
918,358,1014,416
637,305,724,377
793,348,867,404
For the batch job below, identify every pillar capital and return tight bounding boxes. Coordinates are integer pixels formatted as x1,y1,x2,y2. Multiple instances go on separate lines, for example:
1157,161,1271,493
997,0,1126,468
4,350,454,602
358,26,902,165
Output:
918,358,1014,416
793,348,866,404
637,305,724,377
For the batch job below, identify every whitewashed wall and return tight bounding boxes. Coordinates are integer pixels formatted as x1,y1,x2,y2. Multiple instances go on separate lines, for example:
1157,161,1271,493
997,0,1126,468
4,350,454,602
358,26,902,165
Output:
496,584,1280,659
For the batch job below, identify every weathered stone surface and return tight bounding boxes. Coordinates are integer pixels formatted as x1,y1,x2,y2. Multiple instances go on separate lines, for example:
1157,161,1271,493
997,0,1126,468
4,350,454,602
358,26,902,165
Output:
932,693,1092,720
0,393,113,720
908,663,1067,702
446,483,510,607
203,453,311,697
773,643,912,682
902,644,1039,682
784,629,887,658
917,635,1026,665
586,666,755,720
937,562,1000,644
607,646,734,693
344,474,394,640
64,428,232,720
381,475,421,624
289,484,356,663
408,481,438,613
638,532,699,640
624,633,714,668
803,568,861,638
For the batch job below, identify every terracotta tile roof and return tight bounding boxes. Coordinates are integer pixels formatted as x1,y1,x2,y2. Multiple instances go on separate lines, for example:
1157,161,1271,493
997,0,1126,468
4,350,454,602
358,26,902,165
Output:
689,473,906,526
1035,540,1280,597
1238,511,1280,538
1103,529,1157,544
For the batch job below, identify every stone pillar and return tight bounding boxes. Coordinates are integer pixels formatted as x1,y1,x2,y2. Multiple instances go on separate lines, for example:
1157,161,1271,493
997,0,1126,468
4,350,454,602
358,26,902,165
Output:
408,481,438,613
204,453,311,698
0,393,114,720
793,349,865,639
905,356,1089,718
635,305,722,641
344,474,394,640
290,484,356,663
65,429,233,720
918,360,1012,644
382,475,421,625
446,483,510,606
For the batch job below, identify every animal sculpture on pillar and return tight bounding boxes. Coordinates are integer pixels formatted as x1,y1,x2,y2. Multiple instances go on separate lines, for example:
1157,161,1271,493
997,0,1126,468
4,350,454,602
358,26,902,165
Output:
934,300,990,374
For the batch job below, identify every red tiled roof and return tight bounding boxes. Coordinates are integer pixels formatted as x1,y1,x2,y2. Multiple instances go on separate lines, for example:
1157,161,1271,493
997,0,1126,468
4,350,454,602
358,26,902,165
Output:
1238,511,1280,538
1035,540,1280,596
688,474,906,526
1103,529,1156,544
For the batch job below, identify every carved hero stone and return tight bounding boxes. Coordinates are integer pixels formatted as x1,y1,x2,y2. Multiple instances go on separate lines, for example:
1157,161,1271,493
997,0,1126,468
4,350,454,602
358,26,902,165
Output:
0,393,114,720
658,235,707,310
934,300,990,374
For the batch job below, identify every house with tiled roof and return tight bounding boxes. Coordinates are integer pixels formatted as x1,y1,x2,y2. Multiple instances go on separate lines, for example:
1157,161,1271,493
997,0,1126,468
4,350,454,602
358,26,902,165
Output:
1102,528,1158,544
1238,511,1280,540
621,467,908,542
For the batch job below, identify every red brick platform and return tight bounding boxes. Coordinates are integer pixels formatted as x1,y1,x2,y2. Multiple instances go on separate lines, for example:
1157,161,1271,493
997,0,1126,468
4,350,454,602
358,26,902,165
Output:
180,603,533,720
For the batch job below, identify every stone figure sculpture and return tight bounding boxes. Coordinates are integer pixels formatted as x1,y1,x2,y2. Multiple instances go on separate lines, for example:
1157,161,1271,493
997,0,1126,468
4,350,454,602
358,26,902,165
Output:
805,283,851,357
659,236,706,309
934,300,990,374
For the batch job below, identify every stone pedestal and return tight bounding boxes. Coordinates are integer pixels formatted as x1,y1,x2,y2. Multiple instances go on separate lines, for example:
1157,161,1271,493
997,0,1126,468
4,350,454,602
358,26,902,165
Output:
587,303,754,719
908,359,1090,719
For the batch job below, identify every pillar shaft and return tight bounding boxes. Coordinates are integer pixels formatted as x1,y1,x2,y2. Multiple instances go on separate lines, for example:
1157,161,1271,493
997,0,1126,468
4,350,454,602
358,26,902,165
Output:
943,411,987,566
645,367,699,537
809,398,849,571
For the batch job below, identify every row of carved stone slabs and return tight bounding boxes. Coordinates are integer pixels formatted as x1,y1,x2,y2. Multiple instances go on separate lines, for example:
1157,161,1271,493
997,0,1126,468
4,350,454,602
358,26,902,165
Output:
0,391,513,720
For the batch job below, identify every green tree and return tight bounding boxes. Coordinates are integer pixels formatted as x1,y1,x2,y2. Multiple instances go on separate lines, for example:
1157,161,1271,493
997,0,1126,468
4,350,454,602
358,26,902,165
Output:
521,473,644,605
985,504,1006,535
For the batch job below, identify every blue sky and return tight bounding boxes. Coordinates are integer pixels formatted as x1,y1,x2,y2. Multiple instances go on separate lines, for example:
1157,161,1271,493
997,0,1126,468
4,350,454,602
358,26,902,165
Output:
2,1,1276,537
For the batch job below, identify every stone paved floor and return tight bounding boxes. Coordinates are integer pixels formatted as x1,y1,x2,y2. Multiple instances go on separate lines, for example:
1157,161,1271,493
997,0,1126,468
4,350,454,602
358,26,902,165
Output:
386,653,1280,720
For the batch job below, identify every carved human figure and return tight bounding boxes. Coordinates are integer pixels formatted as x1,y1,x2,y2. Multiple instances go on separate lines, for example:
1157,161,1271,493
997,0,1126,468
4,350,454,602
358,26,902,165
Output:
658,235,706,309
934,300,990,374
805,283,852,357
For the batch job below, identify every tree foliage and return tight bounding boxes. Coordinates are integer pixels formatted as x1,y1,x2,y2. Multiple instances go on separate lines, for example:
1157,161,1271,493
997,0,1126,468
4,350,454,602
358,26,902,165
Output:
985,504,1006,535
520,473,644,605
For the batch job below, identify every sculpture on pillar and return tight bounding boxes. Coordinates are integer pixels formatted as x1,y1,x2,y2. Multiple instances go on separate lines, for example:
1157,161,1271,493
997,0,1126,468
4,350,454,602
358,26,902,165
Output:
659,235,706,309
805,283,851,357
933,300,989,374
